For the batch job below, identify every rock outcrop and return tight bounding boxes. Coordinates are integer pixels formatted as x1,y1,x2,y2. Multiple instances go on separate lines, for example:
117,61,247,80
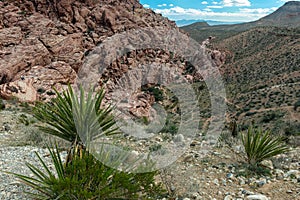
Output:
0,77,37,102
0,0,220,120
0,0,176,101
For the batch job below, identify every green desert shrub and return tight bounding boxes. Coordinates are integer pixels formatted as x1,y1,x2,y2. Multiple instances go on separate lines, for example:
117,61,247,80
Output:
217,131,238,148
284,122,300,136
142,85,164,102
9,144,164,200
0,98,5,110
294,99,300,111
32,85,121,166
33,85,119,145
18,114,30,126
6,85,165,199
241,126,289,166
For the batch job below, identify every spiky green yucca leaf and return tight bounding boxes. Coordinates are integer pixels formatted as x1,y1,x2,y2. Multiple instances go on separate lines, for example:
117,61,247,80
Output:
241,126,290,166
2,144,64,199
4,144,164,200
33,85,120,144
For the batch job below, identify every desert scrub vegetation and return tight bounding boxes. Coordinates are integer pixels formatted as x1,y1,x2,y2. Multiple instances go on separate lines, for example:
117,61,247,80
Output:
218,123,290,158
9,144,164,200
0,99,5,110
294,99,300,111
241,126,289,166
217,125,291,176
32,85,119,147
6,85,165,199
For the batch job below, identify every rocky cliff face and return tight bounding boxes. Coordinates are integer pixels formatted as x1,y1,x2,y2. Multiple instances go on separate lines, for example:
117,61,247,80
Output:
0,0,177,101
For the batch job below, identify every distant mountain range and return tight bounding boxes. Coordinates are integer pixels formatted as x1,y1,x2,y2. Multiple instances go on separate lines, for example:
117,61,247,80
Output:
181,1,300,42
175,19,241,27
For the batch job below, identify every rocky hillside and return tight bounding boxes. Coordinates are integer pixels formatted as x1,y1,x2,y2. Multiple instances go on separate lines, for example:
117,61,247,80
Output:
215,26,300,134
0,0,177,102
181,1,300,42
180,1,300,135
0,1,299,199
258,1,300,26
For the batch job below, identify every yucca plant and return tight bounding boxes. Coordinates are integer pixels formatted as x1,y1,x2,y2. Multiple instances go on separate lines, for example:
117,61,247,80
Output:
241,126,290,166
3,86,165,199
33,85,121,165
6,144,164,200
33,85,119,145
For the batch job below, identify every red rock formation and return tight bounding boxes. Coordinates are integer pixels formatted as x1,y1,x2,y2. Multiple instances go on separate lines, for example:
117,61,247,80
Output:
0,0,220,121
0,77,37,102
0,0,176,102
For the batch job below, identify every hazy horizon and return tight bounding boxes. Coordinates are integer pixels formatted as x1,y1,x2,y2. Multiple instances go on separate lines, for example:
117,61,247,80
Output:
140,0,300,24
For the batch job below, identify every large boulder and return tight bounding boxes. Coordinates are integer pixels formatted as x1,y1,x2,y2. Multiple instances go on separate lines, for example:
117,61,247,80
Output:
0,78,37,102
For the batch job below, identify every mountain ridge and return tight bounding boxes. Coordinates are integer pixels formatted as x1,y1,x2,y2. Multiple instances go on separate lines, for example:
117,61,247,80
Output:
181,1,300,42
175,19,240,27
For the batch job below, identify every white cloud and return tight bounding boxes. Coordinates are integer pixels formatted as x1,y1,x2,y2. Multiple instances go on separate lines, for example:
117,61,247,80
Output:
222,0,251,7
169,4,174,7
143,4,150,8
212,1,219,4
279,0,294,2
204,8,212,12
158,3,167,7
201,1,208,4
239,7,277,14
154,6,275,22
207,5,223,8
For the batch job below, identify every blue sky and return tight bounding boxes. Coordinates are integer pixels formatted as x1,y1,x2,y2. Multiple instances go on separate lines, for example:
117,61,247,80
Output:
140,0,299,22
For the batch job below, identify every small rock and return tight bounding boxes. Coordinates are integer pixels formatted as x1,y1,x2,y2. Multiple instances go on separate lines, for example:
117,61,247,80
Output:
242,190,254,195
221,178,227,186
125,150,139,163
183,154,193,162
190,141,200,147
247,194,269,200
256,179,267,187
260,160,273,170
274,169,284,180
213,178,219,185
173,134,184,143
191,192,201,200
285,170,299,178
286,190,293,194
233,145,242,153
4,124,11,131
238,177,245,185
283,165,290,170
226,173,234,179
224,195,233,200
170,185,176,192
154,136,163,142
6,192,11,198
212,151,221,156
